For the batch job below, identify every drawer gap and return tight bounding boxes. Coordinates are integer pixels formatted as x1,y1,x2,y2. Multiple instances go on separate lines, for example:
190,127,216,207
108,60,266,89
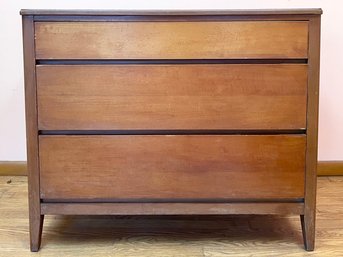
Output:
36,59,308,65
41,198,304,204
39,129,306,136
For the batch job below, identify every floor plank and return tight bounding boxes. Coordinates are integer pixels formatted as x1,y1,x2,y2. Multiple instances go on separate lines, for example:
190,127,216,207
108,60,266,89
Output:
0,176,342,256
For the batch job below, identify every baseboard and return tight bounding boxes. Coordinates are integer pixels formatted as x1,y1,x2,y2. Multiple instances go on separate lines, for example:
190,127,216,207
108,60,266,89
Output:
0,161,27,176
317,161,343,176
0,161,342,176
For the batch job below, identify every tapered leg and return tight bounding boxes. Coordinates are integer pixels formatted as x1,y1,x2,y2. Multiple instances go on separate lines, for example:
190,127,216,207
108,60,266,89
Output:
301,13,320,253
22,14,45,252
300,214,315,251
29,214,44,252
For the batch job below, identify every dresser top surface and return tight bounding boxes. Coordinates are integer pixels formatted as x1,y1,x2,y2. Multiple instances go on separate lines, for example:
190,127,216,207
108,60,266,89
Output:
20,8,322,16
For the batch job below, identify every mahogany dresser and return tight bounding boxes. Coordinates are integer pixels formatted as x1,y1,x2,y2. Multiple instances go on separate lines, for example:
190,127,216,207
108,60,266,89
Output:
21,9,322,251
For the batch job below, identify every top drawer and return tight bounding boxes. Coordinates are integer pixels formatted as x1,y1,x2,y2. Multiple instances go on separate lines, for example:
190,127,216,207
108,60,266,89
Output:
35,21,308,59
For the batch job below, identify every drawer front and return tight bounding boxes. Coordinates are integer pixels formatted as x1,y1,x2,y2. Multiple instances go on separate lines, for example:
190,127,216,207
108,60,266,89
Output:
35,21,308,59
37,64,307,130
39,135,305,200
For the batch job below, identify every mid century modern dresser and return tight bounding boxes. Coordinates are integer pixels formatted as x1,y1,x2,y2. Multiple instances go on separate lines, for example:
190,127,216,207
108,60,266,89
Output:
21,9,322,251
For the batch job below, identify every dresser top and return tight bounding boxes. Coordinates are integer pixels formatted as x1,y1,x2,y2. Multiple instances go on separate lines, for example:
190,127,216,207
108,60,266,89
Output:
20,8,322,16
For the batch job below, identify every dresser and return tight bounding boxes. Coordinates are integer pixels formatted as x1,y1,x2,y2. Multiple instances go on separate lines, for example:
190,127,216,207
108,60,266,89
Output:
21,9,322,251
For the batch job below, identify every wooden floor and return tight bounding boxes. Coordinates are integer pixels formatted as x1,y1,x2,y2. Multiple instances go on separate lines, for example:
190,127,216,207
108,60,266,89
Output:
0,176,342,256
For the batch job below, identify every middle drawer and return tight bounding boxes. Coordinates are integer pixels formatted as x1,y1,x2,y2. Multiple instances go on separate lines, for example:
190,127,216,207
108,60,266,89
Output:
37,64,307,130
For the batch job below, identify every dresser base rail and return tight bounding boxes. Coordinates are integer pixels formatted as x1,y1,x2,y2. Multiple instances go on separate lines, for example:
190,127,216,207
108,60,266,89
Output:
41,202,304,215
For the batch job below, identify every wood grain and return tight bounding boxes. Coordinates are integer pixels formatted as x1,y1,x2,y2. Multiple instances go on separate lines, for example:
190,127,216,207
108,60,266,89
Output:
39,135,306,200
35,21,308,59
37,64,307,130
0,176,341,256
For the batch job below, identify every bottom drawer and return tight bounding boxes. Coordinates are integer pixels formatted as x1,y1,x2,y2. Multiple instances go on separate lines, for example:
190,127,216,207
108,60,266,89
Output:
39,135,305,201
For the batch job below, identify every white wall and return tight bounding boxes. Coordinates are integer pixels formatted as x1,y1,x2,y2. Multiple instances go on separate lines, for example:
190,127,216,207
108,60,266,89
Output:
1,0,342,161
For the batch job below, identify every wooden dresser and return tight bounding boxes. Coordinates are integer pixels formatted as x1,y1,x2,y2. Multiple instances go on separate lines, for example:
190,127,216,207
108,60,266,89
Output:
21,9,322,251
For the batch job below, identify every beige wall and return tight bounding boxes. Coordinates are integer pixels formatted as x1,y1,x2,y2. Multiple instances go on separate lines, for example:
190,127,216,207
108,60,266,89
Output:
0,0,342,161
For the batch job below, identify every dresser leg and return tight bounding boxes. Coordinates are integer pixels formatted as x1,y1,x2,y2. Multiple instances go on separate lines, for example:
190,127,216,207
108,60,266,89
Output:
300,214,315,251
30,214,44,252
